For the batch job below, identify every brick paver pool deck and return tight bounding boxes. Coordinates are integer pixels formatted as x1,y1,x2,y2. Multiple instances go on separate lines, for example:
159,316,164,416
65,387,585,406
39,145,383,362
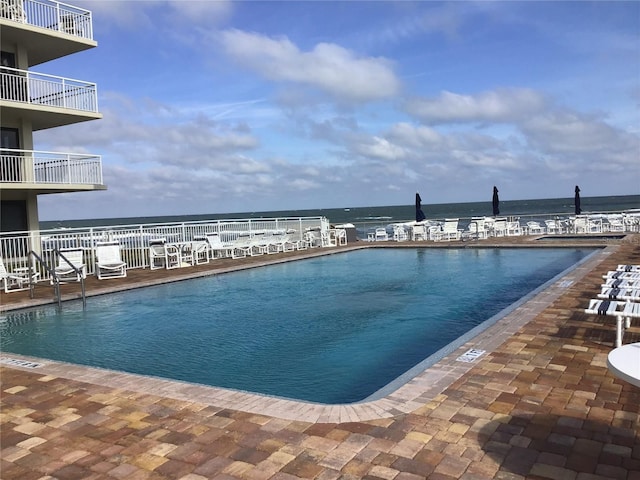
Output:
1,237,639,479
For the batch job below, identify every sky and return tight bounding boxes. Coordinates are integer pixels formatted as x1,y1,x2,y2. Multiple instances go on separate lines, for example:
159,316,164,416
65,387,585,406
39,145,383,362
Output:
35,0,640,220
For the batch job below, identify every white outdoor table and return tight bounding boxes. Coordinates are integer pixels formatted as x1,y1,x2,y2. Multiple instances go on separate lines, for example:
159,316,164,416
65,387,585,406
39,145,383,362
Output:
607,342,640,387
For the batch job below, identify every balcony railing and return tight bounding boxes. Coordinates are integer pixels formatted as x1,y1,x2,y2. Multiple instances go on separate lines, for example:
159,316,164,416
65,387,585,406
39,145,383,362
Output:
1,67,98,112
0,149,103,185
1,0,93,40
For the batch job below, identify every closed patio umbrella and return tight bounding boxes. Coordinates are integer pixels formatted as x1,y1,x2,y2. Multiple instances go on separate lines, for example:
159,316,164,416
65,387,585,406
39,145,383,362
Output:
574,186,582,215
492,186,500,216
415,193,426,222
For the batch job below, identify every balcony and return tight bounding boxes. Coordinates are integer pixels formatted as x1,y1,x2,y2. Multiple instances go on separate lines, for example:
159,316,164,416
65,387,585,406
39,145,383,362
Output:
0,67,101,129
0,149,105,193
1,0,96,66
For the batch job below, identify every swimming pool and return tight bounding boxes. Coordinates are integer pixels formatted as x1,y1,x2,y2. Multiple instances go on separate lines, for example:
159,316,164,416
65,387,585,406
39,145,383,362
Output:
0,247,595,403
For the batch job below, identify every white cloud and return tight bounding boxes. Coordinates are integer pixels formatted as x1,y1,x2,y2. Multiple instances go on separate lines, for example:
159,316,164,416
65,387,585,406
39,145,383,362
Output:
387,123,444,148
523,111,636,153
217,29,401,102
405,88,546,124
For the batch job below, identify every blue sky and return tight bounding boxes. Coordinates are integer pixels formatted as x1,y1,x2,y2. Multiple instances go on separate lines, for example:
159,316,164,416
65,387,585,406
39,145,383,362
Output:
36,0,640,220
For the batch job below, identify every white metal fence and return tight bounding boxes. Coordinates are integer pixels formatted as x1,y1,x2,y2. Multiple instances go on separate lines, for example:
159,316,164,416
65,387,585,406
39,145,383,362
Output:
0,216,330,281
0,149,102,185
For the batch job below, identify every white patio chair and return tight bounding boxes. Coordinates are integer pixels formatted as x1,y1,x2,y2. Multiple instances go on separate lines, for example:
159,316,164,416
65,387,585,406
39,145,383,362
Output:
492,218,507,237
434,219,461,241
573,215,602,234
464,217,490,240
605,215,625,232
303,230,321,248
544,219,560,234
95,242,127,279
0,256,39,292
426,225,440,241
54,248,86,282
374,227,389,241
411,224,427,241
189,237,210,265
148,239,179,270
392,225,408,242
504,218,522,236
334,228,348,246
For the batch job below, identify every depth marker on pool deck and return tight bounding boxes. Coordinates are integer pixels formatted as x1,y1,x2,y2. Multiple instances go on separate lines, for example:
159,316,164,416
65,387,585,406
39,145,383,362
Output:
0,357,44,369
456,349,486,363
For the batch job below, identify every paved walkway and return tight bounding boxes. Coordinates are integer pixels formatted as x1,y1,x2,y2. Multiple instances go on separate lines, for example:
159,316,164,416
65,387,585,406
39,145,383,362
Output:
1,238,639,479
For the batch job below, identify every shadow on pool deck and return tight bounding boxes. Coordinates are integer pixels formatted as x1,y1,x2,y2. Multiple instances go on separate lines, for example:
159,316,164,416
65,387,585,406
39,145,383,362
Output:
1,236,639,479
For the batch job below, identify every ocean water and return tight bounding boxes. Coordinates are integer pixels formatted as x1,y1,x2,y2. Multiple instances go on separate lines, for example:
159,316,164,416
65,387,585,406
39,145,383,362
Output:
41,194,639,230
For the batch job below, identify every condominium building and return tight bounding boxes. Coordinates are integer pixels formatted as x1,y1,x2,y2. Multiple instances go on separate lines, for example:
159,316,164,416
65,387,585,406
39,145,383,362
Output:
0,0,104,234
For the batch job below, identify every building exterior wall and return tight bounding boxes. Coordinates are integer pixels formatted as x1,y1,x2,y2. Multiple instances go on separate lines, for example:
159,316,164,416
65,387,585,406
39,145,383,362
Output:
0,1,102,233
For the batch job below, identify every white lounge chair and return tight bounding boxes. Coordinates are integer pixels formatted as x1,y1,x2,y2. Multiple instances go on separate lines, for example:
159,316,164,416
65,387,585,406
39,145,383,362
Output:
526,221,545,235
602,278,640,290
585,299,640,347
148,239,180,270
95,242,127,279
603,271,640,281
263,230,288,253
280,229,302,251
0,256,39,292
204,232,234,259
54,248,86,282
232,232,258,258
616,265,640,273
598,287,640,302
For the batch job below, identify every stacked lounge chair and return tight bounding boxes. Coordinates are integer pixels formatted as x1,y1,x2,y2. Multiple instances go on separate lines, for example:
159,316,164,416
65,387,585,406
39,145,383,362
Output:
585,264,640,347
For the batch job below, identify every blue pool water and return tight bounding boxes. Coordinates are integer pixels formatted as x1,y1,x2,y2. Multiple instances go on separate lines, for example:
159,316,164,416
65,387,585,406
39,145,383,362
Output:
1,248,594,403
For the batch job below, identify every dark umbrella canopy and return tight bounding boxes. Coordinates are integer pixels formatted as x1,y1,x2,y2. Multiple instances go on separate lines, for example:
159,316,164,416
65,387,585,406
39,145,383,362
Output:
574,185,582,215
415,193,426,222
492,186,500,216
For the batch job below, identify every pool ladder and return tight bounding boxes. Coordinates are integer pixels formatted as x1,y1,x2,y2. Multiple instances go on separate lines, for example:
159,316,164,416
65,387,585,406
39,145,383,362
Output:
29,251,86,309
